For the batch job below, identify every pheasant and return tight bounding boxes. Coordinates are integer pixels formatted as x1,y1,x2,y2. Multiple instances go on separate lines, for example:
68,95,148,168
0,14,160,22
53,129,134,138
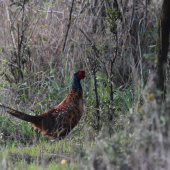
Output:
0,70,85,139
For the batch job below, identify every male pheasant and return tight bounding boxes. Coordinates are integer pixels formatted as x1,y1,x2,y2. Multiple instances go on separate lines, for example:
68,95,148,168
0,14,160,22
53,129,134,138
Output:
0,70,85,139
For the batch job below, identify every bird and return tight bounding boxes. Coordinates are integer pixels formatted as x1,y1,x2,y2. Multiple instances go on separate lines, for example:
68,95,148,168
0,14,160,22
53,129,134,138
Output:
0,70,85,139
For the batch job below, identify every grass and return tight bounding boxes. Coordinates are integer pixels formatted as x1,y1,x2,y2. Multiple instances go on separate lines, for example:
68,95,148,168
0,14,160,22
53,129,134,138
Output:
0,69,135,168
0,68,141,170
0,0,166,169
0,135,90,169
1,71,169,170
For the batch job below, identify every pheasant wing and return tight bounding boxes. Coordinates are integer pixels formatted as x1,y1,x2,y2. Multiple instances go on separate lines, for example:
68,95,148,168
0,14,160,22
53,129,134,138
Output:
40,102,82,138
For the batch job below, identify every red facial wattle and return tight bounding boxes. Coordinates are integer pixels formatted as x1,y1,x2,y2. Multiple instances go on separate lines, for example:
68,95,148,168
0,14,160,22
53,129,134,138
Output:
77,70,85,79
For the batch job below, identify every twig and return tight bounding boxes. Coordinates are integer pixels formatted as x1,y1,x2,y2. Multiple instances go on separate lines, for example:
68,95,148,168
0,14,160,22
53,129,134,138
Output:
5,2,17,51
38,10,63,14
46,153,71,160
79,28,104,65
22,16,40,55
62,0,75,52
79,28,109,77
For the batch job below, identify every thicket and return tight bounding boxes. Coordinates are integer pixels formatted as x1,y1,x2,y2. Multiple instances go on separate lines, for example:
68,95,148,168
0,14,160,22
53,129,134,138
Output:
0,0,170,169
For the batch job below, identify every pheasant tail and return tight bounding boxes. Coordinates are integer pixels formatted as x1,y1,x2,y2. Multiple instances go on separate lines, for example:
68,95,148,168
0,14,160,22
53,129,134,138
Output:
0,104,40,124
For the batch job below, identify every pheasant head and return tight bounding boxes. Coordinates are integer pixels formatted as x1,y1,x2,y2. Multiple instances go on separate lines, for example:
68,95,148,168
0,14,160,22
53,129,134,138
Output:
72,70,85,91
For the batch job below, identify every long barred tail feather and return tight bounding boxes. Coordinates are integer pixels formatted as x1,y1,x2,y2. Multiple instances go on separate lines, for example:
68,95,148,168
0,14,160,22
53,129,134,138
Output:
0,103,39,123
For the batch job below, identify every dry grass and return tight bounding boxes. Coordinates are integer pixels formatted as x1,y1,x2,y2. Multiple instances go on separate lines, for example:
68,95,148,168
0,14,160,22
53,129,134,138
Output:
1,0,169,170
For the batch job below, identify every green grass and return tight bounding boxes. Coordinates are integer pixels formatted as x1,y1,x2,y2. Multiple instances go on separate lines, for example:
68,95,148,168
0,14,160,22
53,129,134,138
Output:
0,136,89,170
0,69,137,170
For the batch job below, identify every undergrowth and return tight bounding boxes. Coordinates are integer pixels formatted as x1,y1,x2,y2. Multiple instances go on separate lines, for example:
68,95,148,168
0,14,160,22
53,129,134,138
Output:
0,0,168,170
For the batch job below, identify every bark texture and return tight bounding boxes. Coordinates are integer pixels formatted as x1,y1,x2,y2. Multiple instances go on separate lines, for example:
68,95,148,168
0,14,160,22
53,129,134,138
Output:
155,0,170,95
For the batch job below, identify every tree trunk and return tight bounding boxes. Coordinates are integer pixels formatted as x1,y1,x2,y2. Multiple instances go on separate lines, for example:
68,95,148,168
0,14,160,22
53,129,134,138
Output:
155,0,170,98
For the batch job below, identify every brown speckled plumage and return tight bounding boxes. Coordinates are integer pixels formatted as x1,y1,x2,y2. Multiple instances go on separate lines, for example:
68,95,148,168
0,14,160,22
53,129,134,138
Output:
0,70,85,139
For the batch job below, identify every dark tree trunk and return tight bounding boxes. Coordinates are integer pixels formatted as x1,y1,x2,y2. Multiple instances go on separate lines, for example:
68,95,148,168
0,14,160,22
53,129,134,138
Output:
155,0,170,98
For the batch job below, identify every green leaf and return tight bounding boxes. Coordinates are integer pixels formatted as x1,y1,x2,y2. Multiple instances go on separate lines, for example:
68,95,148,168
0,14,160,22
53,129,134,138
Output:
43,37,47,41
